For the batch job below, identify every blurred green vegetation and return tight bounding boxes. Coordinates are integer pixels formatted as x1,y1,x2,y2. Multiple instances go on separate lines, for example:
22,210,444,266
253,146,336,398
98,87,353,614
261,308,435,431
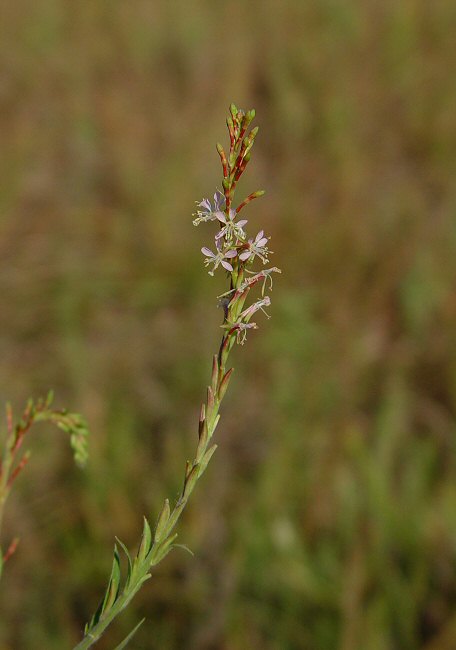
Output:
1,1,456,648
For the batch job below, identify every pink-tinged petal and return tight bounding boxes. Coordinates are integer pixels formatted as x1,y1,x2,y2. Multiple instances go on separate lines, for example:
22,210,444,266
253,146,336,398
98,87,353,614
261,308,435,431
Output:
255,230,264,242
215,230,225,240
201,247,215,257
199,199,211,210
256,238,268,248
224,249,237,258
239,251,251,261
229,209,237,219
221,260,234,272
237,220,248,227
214,210,226,223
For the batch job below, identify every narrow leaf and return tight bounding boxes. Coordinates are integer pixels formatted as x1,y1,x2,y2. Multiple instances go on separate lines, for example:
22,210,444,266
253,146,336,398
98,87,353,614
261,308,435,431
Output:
182,464,199,500
113,618,146,650
174,543,194,557
136,517,152,563
115,537,132,587
218,368,234,401
198,444,217,476
151,533,178,566
154,499,170,543
102,545,121,613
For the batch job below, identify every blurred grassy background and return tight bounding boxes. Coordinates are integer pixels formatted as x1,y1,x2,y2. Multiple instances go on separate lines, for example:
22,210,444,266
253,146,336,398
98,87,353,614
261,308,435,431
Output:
1,1,456,648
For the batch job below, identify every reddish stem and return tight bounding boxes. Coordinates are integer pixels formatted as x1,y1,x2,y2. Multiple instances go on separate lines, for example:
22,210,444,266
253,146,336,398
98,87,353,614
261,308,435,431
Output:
236,191,262,214
7,453,30,488
3,537,19,564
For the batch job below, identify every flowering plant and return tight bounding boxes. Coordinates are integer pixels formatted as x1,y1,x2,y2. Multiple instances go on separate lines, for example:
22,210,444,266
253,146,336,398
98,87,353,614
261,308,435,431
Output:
195,104,280,344
0,392,89,580
73,104,280,648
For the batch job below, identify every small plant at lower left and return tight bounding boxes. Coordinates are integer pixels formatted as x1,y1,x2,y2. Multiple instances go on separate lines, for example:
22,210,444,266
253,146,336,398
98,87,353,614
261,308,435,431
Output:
0,390,89,579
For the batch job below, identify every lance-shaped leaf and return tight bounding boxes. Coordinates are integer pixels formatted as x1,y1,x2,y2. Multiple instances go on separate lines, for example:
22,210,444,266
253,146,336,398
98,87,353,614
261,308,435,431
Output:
102,545,121,613
154,499,170,543
198,444,218,477
113,618,146,650
115,537,132,589
182,464,200,500
151,533,179,566
136,517,152,563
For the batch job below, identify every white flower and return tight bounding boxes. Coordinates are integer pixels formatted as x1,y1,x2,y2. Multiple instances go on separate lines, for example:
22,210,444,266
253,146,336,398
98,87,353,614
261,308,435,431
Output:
239,230,270,264
193,191,225,226
215,209,248,242
201,238,238,276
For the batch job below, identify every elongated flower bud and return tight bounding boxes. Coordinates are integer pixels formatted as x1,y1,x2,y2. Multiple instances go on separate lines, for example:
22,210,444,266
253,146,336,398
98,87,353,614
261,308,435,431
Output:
218,368,234,401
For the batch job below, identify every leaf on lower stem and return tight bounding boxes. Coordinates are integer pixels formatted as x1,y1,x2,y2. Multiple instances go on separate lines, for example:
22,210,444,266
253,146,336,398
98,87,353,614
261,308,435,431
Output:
113,618,146,650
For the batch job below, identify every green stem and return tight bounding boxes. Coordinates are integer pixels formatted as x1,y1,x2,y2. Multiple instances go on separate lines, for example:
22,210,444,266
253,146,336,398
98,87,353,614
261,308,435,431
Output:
0,430,17,541
74,104,261,649
74,330,235,649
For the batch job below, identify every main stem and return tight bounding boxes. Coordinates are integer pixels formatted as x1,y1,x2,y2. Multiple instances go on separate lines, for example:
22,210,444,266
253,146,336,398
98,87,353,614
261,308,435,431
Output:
74,327,235,649
75,105,253,649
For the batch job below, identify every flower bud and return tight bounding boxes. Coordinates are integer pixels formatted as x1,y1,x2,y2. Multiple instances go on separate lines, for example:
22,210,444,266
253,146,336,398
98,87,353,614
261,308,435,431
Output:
218,368,234,401
154,499,170,543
